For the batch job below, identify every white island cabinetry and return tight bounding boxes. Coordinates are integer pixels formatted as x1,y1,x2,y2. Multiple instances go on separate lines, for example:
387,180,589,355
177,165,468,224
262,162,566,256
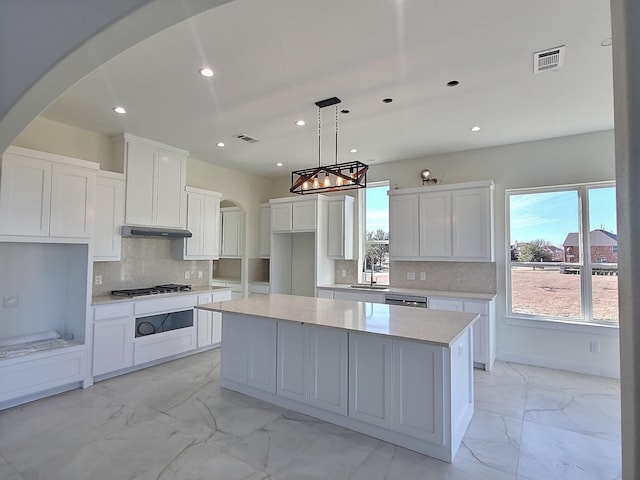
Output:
199,294,477,462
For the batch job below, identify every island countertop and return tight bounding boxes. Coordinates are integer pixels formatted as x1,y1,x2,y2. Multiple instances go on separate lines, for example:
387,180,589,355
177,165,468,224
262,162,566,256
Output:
196,293,478,347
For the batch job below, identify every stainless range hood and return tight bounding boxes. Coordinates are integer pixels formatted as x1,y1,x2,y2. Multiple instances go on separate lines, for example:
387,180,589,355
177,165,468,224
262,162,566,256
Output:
121,225,192,238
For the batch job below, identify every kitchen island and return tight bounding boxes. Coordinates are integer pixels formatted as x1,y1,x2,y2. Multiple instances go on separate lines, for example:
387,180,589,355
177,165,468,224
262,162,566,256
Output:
196,294,478,462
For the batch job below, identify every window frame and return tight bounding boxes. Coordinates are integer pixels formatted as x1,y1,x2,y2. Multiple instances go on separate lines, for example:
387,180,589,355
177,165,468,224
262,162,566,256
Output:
505,181,618,328
360,180,390,285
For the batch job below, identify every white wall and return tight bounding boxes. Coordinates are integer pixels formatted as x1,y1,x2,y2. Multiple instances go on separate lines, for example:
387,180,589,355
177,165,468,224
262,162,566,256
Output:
272,130,619,377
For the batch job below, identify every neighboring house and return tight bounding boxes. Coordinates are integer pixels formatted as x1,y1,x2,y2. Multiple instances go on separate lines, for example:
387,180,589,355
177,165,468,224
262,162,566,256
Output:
563,229,618,263
510,241,564,262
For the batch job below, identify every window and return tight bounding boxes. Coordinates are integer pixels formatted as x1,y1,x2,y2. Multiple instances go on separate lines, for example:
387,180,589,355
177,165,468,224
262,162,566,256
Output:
506,183,618,325
363,182,389,285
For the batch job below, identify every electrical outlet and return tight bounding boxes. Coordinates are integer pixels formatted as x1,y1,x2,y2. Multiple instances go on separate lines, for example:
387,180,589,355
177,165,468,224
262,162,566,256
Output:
94,275,103,286
2,295,18,308
407,272,416,281
589,341,601,353
184,271,191,280
420,272,426,281
341,269,347,278
198,271,203,279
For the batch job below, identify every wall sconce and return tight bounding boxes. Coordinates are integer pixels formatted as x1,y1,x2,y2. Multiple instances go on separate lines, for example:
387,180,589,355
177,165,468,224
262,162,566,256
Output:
421,169,438,184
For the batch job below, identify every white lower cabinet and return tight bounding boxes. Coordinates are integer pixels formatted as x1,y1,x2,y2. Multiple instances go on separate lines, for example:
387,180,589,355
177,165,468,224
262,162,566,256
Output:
93,303,134,377
308,326,348,415
221,313,277,393
348,332,393,428
393,339,445,445
428,296,495,370
196,291,229,349
276,322,348,415
0,347,86,405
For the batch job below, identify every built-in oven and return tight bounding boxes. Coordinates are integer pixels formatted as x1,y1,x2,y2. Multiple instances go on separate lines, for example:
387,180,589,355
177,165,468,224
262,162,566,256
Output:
385,293,428,308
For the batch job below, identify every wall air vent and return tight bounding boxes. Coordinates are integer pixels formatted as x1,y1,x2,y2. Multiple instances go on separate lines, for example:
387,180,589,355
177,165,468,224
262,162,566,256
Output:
533,46,565,73
233,134,259,143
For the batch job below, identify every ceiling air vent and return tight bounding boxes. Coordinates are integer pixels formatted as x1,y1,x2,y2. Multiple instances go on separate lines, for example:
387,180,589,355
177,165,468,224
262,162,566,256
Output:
233,134,259,143
533,46,565,73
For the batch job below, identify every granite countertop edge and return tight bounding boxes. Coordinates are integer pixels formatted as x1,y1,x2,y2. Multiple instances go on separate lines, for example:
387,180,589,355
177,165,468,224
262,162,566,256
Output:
92,285,232,306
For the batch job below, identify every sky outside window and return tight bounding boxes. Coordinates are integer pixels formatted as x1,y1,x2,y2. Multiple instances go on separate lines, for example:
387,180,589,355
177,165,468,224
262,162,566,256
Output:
366,184,389,234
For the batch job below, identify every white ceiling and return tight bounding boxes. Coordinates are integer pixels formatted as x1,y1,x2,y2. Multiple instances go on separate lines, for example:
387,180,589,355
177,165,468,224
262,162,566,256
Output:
41,0,613,178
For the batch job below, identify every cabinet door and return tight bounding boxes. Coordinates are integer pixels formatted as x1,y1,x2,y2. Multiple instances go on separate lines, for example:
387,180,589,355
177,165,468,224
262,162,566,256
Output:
292,200,316,231
393,339,445,445
125,141,156,225
155,150,186,228
316,289,334,299
389,194,419,258
0,154,51,236
309,326,348,415
271,203,292,231
196,293,214,348
419,191,452,258
348,332,393,428
428,297,463,311
277,321,309,403
203,195,220,258
94,174,124,261
246,316,277,393
221,314,248,384
93,318,134,376
221,209,241,257
185,193,204,257
259,205,271,257
463,300,489,366
452,187,491,260
50,164,94,238
211,311,222,345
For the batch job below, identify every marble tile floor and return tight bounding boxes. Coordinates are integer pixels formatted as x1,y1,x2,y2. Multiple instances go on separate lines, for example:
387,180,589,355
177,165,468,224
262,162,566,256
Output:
0,350,621,480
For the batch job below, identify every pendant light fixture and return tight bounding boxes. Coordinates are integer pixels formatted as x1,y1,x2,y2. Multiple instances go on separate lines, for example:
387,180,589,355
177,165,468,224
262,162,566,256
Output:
290,96,368,194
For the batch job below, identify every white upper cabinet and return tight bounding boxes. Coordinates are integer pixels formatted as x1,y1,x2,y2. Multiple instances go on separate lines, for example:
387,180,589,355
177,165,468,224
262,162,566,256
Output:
179,186,221,260
259,204,271,258
270,197,318,232
220,207,243,258
112,133,187,229
0,146,97,239
327,196,354,259
389,193,420,258
389,181,494,262
94,171,125,261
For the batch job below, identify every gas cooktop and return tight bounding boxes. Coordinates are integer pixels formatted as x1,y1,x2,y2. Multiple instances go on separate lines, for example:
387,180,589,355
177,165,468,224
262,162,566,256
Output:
111,284,192,298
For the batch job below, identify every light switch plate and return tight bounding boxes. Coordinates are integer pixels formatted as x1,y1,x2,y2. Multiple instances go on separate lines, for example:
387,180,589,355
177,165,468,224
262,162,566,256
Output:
2,295,18,308
420,272,427,281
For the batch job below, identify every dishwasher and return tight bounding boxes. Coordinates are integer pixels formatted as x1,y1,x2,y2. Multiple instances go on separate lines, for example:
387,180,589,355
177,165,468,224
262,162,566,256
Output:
385,293,428,308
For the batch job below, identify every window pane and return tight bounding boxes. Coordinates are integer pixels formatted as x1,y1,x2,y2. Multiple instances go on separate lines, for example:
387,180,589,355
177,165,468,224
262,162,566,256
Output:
510,265,582,319
588,187,618,323
510,190,580,263
365,184,389,285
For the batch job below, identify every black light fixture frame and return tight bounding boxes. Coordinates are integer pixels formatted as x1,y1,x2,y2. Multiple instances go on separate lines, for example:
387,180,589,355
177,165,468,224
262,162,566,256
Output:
290,96,369,194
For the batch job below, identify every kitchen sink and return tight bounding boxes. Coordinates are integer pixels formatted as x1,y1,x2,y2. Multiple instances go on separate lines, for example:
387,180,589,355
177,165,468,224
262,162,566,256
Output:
349,284,390,291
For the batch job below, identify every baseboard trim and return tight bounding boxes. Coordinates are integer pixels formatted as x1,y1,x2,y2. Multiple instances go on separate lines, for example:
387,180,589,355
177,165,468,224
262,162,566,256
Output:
496,352,620,379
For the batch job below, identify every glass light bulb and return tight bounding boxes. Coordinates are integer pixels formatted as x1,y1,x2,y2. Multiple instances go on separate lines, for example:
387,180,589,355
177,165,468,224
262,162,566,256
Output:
313,177,320,189
336,176,344,186
302,181,309,190
324,174,331,187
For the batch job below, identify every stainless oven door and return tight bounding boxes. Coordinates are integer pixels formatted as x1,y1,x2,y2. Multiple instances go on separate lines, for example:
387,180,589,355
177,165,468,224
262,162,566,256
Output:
385,294,428,308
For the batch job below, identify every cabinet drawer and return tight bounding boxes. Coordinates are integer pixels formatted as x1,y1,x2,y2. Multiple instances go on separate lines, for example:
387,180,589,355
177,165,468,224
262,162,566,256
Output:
134,327,196,365
134,295,197,316
94,302,133,321
0,348,85,402
212,290,232,302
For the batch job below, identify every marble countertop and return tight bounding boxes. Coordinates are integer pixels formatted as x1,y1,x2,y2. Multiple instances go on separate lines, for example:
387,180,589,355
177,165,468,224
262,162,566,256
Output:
92,285,232,306
317,284,496,301
197,294,478,347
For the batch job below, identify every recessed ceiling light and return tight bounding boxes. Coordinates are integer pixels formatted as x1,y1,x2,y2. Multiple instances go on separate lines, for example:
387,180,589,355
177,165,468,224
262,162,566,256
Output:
295,120,306,126
217,142,225,147
382,98,393,104
113,106,126,114
447,80,460,87
341,109,350,114
470,126,481,132
601,37,612,47
350,148,358,153
276,162,283,167
199,68,214,77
